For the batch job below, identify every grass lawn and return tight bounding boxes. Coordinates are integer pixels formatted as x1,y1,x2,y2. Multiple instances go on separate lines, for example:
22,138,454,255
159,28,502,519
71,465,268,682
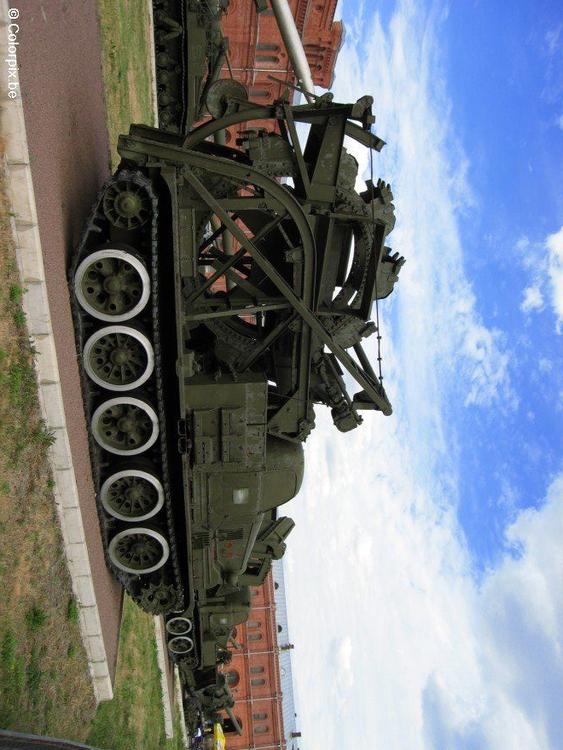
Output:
0,150,96,739
87,597,184,750
98,0,156,168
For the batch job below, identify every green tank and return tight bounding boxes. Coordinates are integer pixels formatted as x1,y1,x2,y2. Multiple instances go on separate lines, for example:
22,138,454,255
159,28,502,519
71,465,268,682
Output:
69,0,403,734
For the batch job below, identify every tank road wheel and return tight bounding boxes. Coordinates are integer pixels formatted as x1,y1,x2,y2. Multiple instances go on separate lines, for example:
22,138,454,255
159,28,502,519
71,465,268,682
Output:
74,248,150,322
102,181,151,230
92,397,159,455
168,635,195,656
166,616,193,636
100,470,164,522
108,527,169,575
83,326,154,391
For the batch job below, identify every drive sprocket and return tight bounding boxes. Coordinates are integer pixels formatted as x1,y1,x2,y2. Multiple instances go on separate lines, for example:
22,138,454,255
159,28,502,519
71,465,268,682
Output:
132,581,180,614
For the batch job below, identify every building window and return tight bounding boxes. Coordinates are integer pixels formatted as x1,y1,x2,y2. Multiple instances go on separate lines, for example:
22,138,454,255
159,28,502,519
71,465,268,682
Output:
251,678,266,686
256,54,279,63
274,581,279,589
224,670,240,687
253,712,267,720
224,715,243,734
250,88,269,98
248,633,262,641
247,620,260,628
251,589,259,597
257,43,279,51
250,666,264,674
254,725,269,734
277,625,282,633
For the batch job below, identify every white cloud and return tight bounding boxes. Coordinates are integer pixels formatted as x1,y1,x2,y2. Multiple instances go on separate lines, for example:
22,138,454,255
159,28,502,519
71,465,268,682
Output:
335,636,354,690
287,414,563,749
538,357,553,373
521,284,544,313
546,227,563,330
331,0,514,418
517,226,563,333
282,1,561,748
515,235,531,253
545,25,562,57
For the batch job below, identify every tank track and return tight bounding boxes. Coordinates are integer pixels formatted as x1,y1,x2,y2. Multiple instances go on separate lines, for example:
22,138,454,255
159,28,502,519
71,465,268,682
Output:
153,0,188,133
69,169,185,614
152,0,225,133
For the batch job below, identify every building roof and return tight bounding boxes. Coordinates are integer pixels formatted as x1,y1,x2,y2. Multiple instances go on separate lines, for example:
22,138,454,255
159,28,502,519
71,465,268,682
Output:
272,559,301,750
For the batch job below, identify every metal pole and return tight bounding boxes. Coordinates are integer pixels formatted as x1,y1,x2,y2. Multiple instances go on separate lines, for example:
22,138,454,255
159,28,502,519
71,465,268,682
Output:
269,0,315,102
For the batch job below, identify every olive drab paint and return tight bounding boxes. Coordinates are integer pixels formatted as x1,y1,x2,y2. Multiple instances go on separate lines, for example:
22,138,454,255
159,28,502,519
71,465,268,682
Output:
69,0,404,736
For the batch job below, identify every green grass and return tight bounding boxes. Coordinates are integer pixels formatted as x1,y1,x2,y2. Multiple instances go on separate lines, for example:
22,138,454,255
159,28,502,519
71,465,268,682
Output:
25,607,47,632
31,423,56,447
12,307,26,327
87,597,180,750
98,0,156,169
67,597,79,624
8,284,23,303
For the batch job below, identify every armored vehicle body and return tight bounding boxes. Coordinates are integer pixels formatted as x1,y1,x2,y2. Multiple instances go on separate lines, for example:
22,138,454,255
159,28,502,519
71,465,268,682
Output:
70,0,403,733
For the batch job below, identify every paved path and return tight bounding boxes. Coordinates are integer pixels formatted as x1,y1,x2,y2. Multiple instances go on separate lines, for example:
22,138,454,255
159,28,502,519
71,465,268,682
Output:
16,0,122,682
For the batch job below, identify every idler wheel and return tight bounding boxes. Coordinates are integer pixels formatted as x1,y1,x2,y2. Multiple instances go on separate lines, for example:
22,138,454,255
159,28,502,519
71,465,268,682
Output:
91,397,159,456
168,635,195,656
166,616,192,636
108,527,169,574
205,79,248,119
102,181,151,230
83,326,154,391
75,248,150,322
100,469,164,522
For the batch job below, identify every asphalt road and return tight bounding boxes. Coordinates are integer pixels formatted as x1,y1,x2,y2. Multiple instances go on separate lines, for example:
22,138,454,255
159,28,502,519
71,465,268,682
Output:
17,0,122,682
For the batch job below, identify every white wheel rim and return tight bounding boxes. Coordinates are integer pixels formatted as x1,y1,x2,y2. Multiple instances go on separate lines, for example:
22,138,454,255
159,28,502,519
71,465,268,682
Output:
100,470,164,522
166,616,193,636
168,635,195,655
83,325,155,392
108,527,169,575
74,249,150,322
91,397,159,456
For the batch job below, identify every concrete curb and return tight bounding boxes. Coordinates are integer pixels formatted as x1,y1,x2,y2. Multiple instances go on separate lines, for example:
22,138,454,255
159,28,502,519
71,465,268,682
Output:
154,617,174,739
146,0,159,126
174,665,190,749
0,1,112,702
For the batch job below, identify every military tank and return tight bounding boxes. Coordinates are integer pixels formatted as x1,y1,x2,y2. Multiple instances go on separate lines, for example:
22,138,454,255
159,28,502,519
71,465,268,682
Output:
69,0,403,733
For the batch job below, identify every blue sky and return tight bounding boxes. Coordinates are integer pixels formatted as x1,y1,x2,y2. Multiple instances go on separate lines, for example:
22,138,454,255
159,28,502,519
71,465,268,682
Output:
284,1,563,748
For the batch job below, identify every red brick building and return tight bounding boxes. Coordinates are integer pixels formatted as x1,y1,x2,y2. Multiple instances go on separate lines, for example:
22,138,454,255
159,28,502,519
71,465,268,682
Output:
223,0,343,93
221,572,285,747
220,566,302,749
220,0,343,141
